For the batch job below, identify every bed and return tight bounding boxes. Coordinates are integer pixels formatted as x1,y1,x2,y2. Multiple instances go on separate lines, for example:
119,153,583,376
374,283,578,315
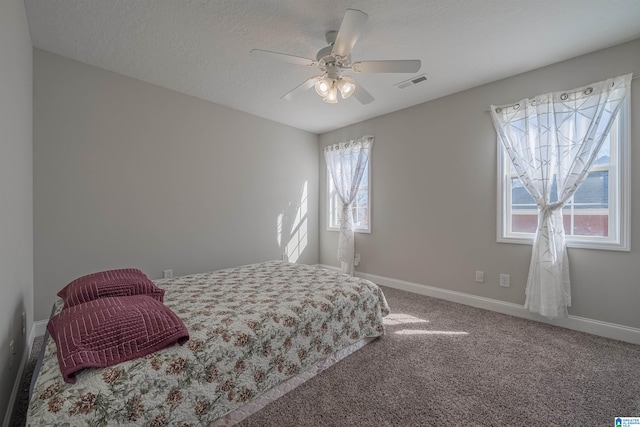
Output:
26,261,390,426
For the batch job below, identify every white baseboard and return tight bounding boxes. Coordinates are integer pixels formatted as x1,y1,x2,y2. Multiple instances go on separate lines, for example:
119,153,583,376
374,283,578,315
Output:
2,339,31,427
316,264,640,345
3,321,48,427
30,320,48,340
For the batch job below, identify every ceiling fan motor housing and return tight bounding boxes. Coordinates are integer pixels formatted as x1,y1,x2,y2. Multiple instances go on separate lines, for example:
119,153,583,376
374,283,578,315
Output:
316,31,352,67
316,46,351,68
316,45,334,63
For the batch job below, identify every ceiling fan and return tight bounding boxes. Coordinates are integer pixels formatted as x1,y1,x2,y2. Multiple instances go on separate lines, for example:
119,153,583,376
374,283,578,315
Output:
250,9,421,105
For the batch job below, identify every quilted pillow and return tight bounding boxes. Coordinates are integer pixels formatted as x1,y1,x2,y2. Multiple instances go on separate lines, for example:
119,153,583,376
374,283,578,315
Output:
57,268,165,308
47,295,189,383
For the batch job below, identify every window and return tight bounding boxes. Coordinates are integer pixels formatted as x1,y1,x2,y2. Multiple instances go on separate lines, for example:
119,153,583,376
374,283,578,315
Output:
327,160,371,233
497,97,630,251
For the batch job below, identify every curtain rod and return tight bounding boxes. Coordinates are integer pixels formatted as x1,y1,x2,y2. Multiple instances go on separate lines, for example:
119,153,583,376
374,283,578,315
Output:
483,74,637,113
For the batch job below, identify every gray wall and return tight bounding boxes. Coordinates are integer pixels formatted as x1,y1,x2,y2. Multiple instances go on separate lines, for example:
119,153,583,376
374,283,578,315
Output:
320,39,640,329
34,49,319,322
0,0,33,417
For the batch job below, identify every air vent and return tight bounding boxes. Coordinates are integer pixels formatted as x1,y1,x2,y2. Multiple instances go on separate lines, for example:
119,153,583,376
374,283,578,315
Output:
395,73,429,89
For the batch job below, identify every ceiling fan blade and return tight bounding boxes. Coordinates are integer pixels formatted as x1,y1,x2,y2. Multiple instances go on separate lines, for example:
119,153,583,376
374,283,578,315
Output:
250,49,317,67
332,9,368,58
352,60,422,73
281,76,320,101
353,81,374,105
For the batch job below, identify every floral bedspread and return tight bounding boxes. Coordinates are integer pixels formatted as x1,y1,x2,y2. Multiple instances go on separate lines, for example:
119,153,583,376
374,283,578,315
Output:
27,261,389,426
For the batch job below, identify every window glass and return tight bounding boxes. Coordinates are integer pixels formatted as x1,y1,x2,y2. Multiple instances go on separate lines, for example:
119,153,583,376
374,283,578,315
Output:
498,102,628,251
328,162,370,232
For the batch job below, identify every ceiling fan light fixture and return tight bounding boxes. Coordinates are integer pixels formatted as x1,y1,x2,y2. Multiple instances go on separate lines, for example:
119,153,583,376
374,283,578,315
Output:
315,77,332,97
337,76,355,99
253,8,422,106
323,85,338,103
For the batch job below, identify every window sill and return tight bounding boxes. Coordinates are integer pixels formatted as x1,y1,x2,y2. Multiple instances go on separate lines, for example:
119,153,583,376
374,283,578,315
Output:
497,235,630,252
327,227,371,234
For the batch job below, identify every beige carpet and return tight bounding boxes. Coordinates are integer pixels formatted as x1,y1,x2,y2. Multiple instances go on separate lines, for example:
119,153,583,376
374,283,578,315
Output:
12,285,640,426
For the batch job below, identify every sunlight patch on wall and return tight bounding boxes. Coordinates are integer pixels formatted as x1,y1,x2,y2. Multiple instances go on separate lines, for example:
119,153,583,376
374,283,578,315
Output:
277,181,308,263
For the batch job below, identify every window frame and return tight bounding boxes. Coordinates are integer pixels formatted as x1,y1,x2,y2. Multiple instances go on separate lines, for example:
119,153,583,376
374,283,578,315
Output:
496,95,630,251
326,157,372,234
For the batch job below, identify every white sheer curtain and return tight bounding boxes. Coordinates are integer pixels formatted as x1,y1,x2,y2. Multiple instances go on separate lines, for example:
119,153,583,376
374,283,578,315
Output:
490,73,631,319
324,136,373,275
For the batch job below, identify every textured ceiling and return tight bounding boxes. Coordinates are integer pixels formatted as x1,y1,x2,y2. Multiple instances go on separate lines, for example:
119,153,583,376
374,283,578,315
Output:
24,0,640,134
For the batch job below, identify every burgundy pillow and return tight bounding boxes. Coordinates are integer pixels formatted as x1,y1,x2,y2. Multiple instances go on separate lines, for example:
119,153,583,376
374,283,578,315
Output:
58,268,165,308
47,295,189,383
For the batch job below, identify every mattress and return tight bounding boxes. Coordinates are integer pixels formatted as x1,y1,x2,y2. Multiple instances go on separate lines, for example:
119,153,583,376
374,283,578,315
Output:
27,261,389,426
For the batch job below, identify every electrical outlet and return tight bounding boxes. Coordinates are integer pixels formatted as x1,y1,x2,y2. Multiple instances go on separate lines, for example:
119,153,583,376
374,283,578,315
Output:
281,253,288,262
475,271,484,283
354,254,361,266
22,311,26,336
163,269,173,279
9,340,15,368
500,274,510,287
